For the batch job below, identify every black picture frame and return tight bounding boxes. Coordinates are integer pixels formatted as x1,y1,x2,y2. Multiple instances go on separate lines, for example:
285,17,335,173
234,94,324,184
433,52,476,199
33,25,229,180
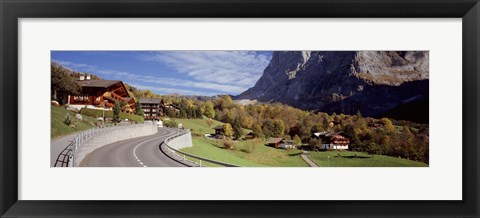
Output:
1,0,479,217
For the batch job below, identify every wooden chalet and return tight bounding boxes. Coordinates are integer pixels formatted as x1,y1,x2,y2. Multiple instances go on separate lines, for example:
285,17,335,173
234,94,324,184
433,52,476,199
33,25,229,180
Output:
267,138,285,148
213,125,224,135
139,98,164,121
245,132,256,140
68,76,135,113
312,131,350,150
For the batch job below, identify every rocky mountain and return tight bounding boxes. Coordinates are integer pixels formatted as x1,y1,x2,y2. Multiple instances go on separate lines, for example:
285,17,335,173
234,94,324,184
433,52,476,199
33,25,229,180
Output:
235,51,429,123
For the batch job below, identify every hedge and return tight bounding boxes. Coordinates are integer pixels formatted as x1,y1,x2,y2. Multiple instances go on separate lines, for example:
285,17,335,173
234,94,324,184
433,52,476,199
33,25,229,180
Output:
80,108,144,123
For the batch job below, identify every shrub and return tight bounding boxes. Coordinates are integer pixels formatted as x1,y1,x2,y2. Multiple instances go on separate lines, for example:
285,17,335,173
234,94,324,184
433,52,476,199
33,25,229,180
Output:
223,138,235,150
79,108,144,123
63,114,72,125
164,120,178,128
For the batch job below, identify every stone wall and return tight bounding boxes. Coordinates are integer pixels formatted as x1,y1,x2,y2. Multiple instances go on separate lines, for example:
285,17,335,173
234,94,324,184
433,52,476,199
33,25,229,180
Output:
74,124,157,166
166,131,193,150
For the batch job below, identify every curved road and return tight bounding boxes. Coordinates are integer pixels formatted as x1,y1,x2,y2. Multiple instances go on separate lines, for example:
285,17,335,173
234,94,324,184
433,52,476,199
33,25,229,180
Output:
80,127,187,167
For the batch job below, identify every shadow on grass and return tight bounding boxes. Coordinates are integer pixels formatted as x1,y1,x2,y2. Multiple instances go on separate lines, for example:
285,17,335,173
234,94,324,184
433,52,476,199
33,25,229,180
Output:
333,155,371,159
288,152,302,156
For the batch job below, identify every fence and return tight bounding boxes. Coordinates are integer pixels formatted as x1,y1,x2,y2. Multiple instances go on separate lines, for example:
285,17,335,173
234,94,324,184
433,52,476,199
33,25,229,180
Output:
163,130,240,167
54,123,156,167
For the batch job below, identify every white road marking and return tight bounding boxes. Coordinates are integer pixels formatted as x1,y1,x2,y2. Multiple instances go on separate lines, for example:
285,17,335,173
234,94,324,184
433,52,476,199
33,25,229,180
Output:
132,128,178,167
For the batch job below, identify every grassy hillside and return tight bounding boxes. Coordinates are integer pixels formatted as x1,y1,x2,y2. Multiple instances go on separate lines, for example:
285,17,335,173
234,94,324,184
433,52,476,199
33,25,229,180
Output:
51,106,98,138
174,117,250,136
308,151,428,167
173,118,308,167
169,117,428,167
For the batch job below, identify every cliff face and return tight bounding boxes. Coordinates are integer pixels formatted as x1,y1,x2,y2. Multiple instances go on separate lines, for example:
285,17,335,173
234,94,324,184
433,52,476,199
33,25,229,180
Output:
235,51,429,122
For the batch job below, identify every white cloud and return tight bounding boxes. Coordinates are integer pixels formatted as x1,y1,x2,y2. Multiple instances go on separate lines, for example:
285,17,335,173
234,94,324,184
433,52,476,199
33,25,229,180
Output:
51,59,96,72
130,83,216,97
52,51,272,96
139,51,271,88
97,69,246,94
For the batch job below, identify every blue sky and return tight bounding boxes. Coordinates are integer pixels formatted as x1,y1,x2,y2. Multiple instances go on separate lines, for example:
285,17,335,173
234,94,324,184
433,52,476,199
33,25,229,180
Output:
51,51,272,96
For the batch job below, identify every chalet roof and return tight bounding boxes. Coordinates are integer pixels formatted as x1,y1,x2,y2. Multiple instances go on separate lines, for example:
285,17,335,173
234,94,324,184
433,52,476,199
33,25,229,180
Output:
313,131,350,138
313,131,329,137
213,125,224,130
139,98,162,104
267,138,284,144
76,80,122,88
246,132,255,135
124,97,136,102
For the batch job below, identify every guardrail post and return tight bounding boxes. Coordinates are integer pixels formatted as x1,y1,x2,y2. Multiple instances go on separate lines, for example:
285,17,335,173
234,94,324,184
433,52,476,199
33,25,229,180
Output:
199,160,202,167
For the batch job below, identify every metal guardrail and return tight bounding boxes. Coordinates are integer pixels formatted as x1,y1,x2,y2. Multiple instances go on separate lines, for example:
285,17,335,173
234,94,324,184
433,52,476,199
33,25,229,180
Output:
163,130,240,167
54,123,153,167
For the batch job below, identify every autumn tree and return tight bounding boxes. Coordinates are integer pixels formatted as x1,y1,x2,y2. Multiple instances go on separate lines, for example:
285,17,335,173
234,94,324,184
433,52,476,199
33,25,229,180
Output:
262,119,284,138
51,62,80,104
293,135,302,147
272,119,285,138
252,124,265,140
215,95,234,110
206,118,213,128
223,123,233,138
204,101,215,118
381,117,395,133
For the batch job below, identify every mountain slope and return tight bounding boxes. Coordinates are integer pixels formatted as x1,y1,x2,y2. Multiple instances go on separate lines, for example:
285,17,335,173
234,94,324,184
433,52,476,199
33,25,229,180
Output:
236,51,429,123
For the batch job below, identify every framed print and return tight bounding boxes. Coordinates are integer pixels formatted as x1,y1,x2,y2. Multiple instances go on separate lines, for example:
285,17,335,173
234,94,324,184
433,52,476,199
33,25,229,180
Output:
1,0,479,217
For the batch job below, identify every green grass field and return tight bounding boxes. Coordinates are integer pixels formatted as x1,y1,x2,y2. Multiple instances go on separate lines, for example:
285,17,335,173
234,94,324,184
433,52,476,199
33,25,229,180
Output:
51,106,99,139
308,151,428,167
169,117,427,167
173,118,307,167
173,118,250,136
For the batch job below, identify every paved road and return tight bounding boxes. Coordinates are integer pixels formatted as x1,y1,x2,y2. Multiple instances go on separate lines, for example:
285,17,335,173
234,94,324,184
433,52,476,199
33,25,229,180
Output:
80,127,187,167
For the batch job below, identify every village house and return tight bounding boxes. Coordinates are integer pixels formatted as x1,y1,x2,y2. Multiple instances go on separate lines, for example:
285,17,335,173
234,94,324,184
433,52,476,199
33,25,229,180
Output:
212,125,224,138
244,132,256,140
67,75,135,113
267,138,295,149
139,98,164,121
312,131,350,150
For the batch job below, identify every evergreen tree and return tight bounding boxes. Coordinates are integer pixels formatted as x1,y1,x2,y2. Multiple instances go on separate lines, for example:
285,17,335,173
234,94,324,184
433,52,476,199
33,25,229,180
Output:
113,100,123,123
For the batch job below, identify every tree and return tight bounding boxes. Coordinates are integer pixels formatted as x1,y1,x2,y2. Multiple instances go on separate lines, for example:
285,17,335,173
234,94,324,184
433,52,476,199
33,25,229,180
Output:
223,138,235,150
204,101,215,118
135,102,144,116
356,110,363,119
309,138,323,151
381,117,395,133
222,109,235,124
195,106,203,118
293,135,302,147
232,117,244,140
310,123,324,135
223,123,233,138
252,124,265,140
272,119,285,138
206,118,213,128
51,62,80,104
215,95,234,110
365,141,379,157
113,100,123,123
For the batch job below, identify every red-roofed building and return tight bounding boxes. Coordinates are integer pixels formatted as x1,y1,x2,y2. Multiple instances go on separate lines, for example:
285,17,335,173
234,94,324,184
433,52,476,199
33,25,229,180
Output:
67,75,135,113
